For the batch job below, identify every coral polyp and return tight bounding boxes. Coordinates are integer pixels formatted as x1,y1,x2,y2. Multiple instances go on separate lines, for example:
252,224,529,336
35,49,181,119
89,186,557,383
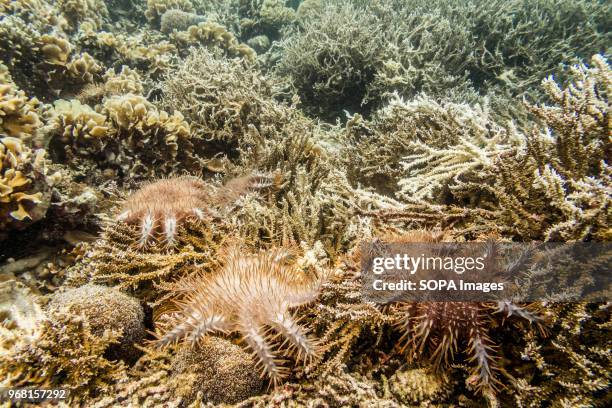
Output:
116,176,210,246
157,244,324,386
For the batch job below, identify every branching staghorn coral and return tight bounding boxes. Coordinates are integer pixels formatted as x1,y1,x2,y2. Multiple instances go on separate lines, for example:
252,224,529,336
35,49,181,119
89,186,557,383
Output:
236,369,399,407
306,265,391,378
160,48,282,146
156,243,325,386
396,54,611,240
511,302,611,407
277,0,610,120
64,219,221,296
343,96,513,196
276,1,392,118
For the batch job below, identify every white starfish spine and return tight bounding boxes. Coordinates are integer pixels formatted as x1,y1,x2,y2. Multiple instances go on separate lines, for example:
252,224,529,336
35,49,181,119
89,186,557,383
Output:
140,212,155,246
193,207,205,220
164,215,177,246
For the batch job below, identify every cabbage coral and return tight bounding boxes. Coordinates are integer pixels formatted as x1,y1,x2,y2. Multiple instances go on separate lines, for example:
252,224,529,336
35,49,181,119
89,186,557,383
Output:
0,136,49,232
48,94,199,185
171,21,256,62
0,64,41,141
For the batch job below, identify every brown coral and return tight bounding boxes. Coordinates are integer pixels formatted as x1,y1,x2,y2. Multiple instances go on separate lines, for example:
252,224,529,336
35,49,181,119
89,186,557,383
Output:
172,21,256,62
160,9,206,34
47,284,147,362
170,336,263,404
156,243,324,385
0,310,125,400
0,136,49,232
145,0,194,26
49,94,197,184
0,64,41,141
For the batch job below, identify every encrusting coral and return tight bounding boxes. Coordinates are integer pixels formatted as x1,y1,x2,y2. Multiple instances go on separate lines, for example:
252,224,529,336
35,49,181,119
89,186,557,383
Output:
156,243,325,386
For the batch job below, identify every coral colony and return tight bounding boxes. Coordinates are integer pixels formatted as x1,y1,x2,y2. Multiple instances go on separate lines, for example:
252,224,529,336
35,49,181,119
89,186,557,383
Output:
0,0,610,407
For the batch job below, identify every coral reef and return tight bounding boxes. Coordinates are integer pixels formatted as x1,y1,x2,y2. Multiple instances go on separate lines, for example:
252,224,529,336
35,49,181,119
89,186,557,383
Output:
259,0,295,28
277,0,610,120
0,279,44,350
56,0,109,31
145,0,194,27
159,9,205,34
0,0,609,405
171,21,256,62
512,303,611,407
0,64,42,141
388,367,451,405
48,93,197,185
157,243,324,385
160,48,279,145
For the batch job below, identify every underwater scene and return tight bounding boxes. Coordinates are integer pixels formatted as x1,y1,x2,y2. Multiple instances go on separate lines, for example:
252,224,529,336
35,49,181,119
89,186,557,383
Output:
0,0,610,406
